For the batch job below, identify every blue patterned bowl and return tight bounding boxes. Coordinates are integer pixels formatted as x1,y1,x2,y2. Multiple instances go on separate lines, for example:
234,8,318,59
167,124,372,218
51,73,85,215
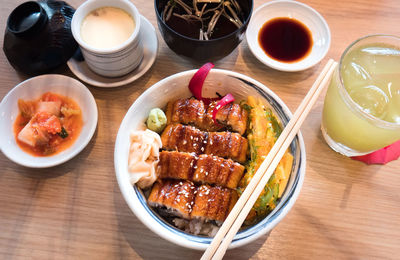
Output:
114,69,306,250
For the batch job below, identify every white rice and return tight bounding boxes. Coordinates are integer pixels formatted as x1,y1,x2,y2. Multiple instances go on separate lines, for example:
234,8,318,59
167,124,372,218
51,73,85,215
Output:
173,218,220,237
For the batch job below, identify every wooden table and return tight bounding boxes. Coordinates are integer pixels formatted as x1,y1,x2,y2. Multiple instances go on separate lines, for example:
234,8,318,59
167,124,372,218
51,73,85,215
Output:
1,0,399,259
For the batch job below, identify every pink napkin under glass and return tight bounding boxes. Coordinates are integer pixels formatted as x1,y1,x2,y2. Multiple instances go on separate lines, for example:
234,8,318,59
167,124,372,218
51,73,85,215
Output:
351,140,400,165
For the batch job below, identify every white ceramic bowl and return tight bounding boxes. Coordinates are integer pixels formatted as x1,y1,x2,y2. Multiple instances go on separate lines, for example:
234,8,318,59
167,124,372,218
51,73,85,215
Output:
0,74,98,168
246,0,331,71
114,69,306,250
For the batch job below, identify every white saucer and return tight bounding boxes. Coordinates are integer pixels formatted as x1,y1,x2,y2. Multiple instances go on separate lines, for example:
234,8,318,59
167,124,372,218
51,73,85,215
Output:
246,0,331,72
67,15,158,88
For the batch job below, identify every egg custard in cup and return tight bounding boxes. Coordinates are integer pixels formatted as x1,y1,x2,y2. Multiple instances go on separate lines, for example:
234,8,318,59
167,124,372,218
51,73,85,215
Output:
71,0,143,77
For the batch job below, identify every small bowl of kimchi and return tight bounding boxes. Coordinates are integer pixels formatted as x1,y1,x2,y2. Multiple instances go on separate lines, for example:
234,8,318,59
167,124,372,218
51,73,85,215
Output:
0,74,98,168
114,66,306,250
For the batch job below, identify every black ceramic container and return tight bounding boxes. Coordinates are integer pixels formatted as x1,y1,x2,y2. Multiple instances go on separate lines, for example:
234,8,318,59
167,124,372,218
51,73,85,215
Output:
155,0,253,61
3,0,78,75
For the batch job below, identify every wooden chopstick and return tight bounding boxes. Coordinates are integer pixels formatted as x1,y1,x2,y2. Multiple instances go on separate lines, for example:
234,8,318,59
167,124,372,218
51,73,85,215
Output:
201,59,337,260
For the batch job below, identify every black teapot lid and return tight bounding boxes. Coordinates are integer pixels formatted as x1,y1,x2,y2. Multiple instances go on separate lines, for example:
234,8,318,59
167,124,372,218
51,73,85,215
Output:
7,1,48,37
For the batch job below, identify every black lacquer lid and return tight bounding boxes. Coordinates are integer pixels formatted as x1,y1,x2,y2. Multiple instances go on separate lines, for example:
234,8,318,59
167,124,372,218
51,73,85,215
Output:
7,1,48,37
3,0,78,75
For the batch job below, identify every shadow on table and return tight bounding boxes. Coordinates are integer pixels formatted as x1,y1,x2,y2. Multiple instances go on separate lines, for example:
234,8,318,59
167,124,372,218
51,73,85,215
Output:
240,43,320,86
0,128,97,258
150,41,241,80
113,181,267,259
307,128,388,208
296,205,359,259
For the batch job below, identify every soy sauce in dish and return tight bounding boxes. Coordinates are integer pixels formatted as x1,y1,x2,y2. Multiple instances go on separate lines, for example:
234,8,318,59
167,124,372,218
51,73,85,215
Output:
258,17,313,63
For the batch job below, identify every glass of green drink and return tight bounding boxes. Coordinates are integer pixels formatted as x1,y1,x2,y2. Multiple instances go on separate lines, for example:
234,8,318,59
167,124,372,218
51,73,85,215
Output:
321,35,400,156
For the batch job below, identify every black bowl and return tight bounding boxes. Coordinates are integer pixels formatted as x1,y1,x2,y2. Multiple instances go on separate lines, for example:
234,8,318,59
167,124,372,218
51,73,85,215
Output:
155,0,253,61
3,0,78,75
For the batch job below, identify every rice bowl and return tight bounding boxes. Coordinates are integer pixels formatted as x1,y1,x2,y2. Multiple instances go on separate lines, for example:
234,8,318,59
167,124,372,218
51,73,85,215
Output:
114,69,306,250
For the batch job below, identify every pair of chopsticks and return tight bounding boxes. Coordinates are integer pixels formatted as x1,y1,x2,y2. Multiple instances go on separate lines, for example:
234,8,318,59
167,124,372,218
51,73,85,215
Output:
201,59,337,260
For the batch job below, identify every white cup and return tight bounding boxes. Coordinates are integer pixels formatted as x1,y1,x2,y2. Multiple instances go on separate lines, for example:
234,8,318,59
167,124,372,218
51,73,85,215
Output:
71,0,143,77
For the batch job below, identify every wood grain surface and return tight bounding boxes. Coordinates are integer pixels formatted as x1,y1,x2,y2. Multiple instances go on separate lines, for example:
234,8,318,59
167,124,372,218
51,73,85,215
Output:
1,0,399,259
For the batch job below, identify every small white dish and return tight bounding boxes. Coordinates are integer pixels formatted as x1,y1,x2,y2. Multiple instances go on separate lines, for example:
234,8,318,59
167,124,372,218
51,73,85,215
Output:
114,69,306,250
67,15,158,88
246,0,331,71
0,74,98,168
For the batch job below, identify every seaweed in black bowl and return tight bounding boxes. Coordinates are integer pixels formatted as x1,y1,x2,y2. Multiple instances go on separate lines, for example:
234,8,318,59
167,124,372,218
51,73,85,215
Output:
155,0,253,61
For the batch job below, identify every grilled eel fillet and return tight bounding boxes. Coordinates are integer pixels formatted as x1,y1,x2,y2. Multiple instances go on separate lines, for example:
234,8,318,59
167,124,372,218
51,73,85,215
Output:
148,180,196,219
165,98,248,135
148,180,238,222
157,151,245,189
161,124,248,163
